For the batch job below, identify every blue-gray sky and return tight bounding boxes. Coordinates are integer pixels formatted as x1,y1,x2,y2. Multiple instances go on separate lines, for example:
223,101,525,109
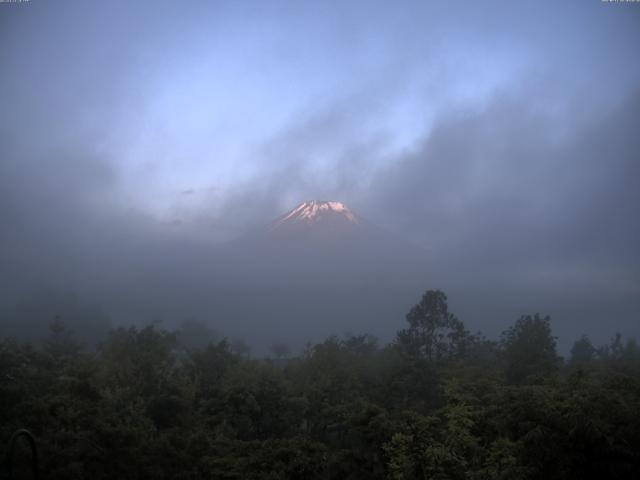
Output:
1,0,639,346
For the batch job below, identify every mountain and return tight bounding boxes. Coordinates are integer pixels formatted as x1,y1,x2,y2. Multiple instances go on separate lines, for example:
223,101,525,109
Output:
248,200,417,252
124,201,432,350
268,200,363,234
204,201,431,344
240,200,369,250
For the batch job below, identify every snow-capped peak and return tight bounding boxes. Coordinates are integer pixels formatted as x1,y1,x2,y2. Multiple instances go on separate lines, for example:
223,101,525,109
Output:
272,200,361,229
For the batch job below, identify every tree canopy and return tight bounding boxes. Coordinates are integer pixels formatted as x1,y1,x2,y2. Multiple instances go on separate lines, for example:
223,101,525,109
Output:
1,290,639,479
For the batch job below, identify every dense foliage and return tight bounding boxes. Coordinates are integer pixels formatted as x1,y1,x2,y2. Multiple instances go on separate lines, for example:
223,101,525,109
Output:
1,290,639,479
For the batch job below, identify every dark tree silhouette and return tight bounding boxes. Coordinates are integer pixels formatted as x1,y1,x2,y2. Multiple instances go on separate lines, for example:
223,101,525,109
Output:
569,334,597,366
501,314,561,383
396,290,468,362
269,342,291,360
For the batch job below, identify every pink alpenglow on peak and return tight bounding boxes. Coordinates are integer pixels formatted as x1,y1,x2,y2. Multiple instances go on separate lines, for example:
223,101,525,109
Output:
272,201,361,228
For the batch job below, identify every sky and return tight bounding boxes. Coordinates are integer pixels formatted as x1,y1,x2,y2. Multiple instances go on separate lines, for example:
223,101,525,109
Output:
1,0,639,348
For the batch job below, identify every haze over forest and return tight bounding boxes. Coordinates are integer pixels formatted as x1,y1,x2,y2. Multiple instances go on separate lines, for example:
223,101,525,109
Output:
1,0,639,352
3,2,640,479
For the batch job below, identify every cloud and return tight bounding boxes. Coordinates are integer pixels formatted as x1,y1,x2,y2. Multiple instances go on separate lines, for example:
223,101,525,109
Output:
362,85,640,343
1,0,639,349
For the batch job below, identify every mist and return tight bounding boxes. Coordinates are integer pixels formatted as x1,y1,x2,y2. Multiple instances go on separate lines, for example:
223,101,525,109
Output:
3,2,640,478
1,0,639,353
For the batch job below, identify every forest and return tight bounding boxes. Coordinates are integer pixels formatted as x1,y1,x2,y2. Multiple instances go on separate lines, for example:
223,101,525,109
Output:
1,290,639,479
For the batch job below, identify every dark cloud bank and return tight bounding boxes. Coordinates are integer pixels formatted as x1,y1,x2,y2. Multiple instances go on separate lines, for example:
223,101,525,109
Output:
2,85,638,352
1,1,639,352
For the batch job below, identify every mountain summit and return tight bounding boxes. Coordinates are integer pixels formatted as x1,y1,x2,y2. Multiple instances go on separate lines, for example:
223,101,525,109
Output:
161,199,431,347
266,201,364,238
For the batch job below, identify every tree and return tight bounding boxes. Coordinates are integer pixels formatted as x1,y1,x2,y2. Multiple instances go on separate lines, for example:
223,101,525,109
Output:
569,335,596,367
97,324,178,399
232,338,251,358
269,342,292,360
177,318,218,350
501,314,561,384
598,334,640,373
396,290,468,362
43,316,82,366
342,333,378,357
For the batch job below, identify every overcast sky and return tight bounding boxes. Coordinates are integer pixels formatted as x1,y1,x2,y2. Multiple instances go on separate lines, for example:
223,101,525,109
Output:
1,0,639,346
